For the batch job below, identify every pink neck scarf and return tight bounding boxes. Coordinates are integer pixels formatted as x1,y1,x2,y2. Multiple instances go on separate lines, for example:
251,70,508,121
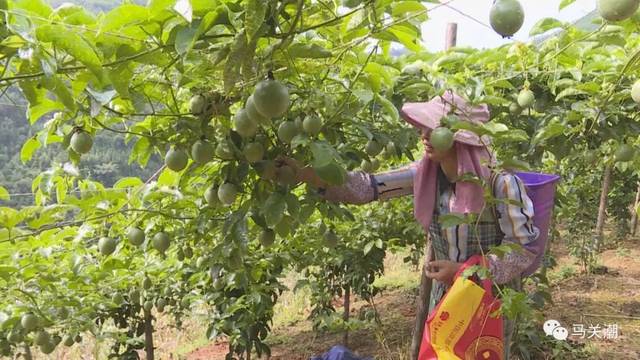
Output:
413,142,493,231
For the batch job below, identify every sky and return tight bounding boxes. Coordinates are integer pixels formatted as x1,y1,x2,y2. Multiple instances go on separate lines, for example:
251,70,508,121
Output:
420,0,598,51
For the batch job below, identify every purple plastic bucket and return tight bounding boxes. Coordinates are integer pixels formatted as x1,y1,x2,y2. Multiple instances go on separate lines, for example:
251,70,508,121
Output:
514,171,561,277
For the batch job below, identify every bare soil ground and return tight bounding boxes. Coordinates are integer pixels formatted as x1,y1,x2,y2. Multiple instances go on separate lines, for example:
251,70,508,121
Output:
185,239,640,360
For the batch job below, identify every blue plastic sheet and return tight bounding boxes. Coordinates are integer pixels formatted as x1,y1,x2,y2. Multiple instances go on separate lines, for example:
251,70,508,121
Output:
309,345,373,360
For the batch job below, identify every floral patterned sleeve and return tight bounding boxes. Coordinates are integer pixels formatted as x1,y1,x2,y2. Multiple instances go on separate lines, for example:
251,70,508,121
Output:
487,173,540,284
318,162,418,204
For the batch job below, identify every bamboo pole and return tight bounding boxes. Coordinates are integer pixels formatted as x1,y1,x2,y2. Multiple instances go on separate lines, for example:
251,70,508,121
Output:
595,165,613,251
409,22,457,360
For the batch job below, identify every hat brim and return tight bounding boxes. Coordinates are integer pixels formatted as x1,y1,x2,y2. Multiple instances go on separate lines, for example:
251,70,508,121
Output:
400,101,491,147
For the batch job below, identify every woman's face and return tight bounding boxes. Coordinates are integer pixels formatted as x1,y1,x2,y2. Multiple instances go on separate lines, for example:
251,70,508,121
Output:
421,128,453,162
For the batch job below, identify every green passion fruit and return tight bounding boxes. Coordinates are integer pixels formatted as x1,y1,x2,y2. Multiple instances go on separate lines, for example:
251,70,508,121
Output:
430,127,454,152
204,186,219,206
278,121,299,144
631,80,640,103
303,116,323,136
252,79,290,118
259,229,276,247
189,94,206,115
21,313,38,331
218,183,237,205
152,232,171,254
517,89,535,108
127,227,145,246
191,140,214,164
234,109,258,138
245,95,270,125
243,142,264,163
165,147,189,172
70,131,93,154
615,144,635,162
489,0,525,37
98,237,117,255
598,0,639,21
365,140,383,157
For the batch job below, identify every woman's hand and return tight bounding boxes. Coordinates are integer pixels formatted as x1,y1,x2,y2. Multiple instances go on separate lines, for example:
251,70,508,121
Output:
425,260,462,286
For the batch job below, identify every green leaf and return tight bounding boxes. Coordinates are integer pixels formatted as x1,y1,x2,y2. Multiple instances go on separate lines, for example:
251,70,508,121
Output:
149,0,176,17
35,25,102,75
438,213,469,228
559,0,577,10
375,94,399,122
0,186,9,201
223,33,247,93
27,99,64,125
20,137,41,164
390,1,426,17
114,177,144,189
245,0,267,42
555,88,588,101
287,43,332,58
364,241,374,255
100,5,150,32
263,193,286,227
175,23,199,55
310,141,337,168
174,0,193,23
41,76,76,111
12,0,52,17
529,18,564,36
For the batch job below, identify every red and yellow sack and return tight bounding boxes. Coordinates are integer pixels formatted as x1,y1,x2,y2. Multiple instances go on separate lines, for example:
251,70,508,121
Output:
418,255,504,360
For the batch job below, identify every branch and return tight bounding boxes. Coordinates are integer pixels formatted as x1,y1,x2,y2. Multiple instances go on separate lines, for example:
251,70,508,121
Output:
0,46,165,84
92,116,160,139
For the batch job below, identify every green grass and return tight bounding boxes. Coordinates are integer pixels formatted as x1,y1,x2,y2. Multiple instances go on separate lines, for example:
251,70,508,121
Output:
373,251,421,291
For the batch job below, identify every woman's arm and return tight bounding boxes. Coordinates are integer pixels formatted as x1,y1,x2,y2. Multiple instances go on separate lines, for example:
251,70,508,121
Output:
282,158,417,204
487,173,540,284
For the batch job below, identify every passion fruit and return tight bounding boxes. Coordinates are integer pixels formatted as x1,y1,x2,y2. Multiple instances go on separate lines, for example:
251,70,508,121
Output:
517,89,535,108
253,79,290,118
430,127,454,152
152,232,171,254
598,0,639,21
191,140,214,164
615,144,635,162
204,186,219,206
243,142,264,163
245,95,270,125
218,183,237,205
189,94,206,115
234,109,258,138
365,140,383,157
631,80,640,103
98,237,117,256
165,147,189,172
303,116,323,136
489,0,525,37
259,229,276,247
127,227,145,246
70,131,93,154
277,121,299,144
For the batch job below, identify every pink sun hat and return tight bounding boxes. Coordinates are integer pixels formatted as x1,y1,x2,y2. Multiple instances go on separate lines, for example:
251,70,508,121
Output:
400,91,491,147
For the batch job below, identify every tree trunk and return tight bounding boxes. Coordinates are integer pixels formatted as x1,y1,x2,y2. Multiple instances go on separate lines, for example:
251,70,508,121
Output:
342,285,351,346
22,345,32,360
631,181,640,236
410,239,435,360
595,165,613,251
144,310,154,360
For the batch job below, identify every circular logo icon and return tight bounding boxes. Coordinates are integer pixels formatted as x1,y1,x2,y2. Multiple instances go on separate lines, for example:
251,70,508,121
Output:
464,336,503,360
543,319,561,336
440,311,450,321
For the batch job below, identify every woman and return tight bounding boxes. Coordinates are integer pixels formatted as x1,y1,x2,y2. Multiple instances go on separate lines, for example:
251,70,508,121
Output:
282,91,539,358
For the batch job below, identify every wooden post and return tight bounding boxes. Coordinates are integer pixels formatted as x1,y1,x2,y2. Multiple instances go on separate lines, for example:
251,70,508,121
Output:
343,285,351,346
445,23,458,50
144,310,155,360
410,22,457,360
630,181,640,236
595,164,613,251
